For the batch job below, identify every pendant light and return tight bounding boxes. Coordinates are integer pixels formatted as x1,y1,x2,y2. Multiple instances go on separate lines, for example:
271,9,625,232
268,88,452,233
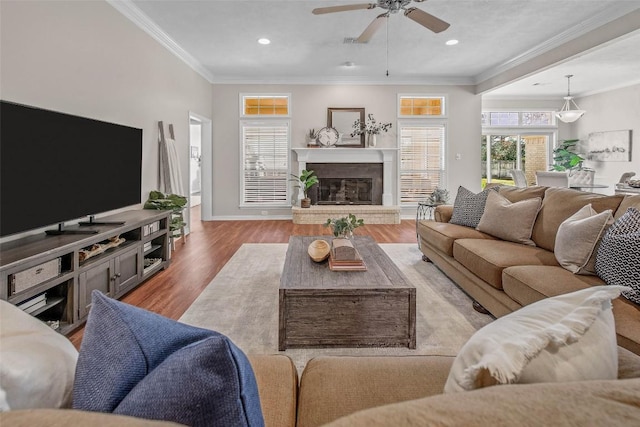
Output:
555,74,586,123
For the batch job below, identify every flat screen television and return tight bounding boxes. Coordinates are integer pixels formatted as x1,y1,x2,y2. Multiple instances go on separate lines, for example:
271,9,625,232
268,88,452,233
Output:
0,101,143,237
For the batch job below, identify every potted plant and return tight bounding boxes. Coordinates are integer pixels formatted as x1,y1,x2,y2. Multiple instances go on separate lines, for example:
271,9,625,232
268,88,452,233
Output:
325,213,364,239
551,139,585,171
290,169,319,208
143,191,188,236
428,187,450,205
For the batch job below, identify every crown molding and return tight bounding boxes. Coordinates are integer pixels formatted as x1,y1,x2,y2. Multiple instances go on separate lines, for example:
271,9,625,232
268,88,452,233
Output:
474,3,640,85
208,75,474,86
106,0,215,83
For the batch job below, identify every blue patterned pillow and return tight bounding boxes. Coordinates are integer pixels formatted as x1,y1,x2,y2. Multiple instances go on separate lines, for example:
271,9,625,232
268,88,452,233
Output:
595,207,640,304
449,186,498,228
73,291,264,427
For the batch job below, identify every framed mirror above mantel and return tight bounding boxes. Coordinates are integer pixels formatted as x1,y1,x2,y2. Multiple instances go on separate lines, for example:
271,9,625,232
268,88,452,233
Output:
327,107,365,148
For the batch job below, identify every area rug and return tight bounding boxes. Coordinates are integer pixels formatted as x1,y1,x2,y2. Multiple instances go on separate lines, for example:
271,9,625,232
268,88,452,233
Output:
179,243,493,372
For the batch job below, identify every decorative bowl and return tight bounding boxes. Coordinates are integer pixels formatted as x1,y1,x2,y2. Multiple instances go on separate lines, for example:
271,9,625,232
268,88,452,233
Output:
308,239,330,262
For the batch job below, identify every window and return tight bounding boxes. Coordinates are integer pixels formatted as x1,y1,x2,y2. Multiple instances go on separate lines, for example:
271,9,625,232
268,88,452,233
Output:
241,95,290,116
399,123,445,204
399,95,445,117
482,111,554,127
240,120,290,206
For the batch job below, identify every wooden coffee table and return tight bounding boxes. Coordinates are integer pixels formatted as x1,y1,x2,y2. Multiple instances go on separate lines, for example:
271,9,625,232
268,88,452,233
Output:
279,235,416,350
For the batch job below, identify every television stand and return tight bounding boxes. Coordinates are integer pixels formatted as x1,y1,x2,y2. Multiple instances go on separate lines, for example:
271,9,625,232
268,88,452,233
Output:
46,223,98,236
78,215,126,226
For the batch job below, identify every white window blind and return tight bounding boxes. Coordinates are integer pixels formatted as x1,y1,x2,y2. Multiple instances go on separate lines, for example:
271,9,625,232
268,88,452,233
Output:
241,121,289,206
399,124,445,204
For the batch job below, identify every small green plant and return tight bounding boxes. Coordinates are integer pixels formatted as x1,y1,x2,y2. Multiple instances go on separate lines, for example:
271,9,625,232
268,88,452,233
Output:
428,187,449,204
290,169,319,199
144,191,188,232
551,139,584,171
325,213,364,238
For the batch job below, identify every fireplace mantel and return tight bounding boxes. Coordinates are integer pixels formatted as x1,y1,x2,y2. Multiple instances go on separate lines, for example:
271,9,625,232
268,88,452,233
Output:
292,148,398,206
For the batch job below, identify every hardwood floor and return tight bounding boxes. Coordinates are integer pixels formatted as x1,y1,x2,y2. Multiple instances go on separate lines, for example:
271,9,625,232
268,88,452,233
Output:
67,206,418,348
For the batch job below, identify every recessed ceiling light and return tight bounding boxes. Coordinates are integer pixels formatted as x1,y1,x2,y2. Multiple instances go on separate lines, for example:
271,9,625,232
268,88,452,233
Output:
445,39,459,46
257,38,271,45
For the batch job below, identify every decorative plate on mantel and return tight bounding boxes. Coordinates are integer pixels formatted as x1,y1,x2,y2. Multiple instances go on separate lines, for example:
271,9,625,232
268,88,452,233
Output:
315,127,339,148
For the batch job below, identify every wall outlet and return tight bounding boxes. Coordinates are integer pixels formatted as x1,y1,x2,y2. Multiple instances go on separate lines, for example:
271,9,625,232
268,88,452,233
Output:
261,210,268,216
455,153,462,160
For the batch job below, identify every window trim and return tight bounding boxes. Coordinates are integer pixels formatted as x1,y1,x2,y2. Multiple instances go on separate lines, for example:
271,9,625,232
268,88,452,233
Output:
239,93,292,118
238,119,292,208
397,94,448,119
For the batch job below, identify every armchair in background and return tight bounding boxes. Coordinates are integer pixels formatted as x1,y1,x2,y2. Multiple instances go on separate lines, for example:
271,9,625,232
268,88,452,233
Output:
509,169,528,188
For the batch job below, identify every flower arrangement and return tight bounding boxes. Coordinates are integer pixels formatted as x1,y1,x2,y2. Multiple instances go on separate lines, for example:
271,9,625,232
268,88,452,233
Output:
428,187,450,204
351,113,392,136
325,213,364,238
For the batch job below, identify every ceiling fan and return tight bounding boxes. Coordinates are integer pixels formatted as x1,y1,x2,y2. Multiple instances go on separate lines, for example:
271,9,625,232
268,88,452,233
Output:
312,0,450,43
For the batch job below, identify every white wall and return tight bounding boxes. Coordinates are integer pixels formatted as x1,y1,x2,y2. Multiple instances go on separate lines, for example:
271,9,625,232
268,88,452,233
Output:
211,84,481,218
0,0,213,240
573,84,640,193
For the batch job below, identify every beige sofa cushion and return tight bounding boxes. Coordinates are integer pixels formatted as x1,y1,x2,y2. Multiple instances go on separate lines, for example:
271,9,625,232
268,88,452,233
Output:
476,191,541,245
0,409,183,426
613,298,640,357
498,185,547,202
531,187,624,251
248,354,298,427
297,356,454,427
323,379,640,427
417,221,496,257
615,194,640,219
453,239,558,289
502,265,602,306
502,265,640,356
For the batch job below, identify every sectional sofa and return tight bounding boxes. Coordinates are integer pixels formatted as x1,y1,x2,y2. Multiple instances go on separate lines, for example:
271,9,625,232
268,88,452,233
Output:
417,185,640,355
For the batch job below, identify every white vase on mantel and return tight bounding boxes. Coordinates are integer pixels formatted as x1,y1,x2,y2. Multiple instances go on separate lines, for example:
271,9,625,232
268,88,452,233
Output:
367,133,377,148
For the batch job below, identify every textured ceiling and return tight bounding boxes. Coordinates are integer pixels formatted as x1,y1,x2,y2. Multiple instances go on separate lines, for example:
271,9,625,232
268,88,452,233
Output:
125,0,640,97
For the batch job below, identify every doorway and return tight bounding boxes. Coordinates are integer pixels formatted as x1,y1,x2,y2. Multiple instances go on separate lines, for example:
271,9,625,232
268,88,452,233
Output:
482,133,553,187
187,112,212,232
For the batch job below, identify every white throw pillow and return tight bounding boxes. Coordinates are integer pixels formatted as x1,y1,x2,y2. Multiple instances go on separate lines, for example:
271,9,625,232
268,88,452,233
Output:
555,204,613,275
0,299,78,410
444,285,626,393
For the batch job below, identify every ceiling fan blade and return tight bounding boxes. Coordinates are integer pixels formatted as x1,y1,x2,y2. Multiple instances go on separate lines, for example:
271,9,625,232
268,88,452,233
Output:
312,4,376,15
357,14,388,43
404,7,450,33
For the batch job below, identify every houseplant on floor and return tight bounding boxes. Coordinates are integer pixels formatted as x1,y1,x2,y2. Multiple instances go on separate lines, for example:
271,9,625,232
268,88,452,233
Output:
291,169,319,208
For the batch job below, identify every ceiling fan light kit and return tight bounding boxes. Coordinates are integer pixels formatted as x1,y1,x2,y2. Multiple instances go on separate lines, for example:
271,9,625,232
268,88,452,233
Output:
556,75,586,123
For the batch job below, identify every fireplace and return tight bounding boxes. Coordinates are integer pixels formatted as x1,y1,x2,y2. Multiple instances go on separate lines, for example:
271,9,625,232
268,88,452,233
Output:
292,148,397,206
307,163,383,205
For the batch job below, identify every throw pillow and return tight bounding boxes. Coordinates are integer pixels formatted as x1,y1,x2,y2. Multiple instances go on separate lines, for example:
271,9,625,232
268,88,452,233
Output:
555,204,614,275
72,291,264,427
443,285,626,393
476,190,542,245
449,186,498,228
0,299,78,410
595,207,640,304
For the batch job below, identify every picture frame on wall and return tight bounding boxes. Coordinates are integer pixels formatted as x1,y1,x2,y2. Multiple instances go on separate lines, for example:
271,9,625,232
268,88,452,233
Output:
327,107,365,148
584,129,632,162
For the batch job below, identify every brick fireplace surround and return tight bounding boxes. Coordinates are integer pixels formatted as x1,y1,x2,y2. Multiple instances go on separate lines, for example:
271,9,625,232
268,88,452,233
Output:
291,148,401,224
